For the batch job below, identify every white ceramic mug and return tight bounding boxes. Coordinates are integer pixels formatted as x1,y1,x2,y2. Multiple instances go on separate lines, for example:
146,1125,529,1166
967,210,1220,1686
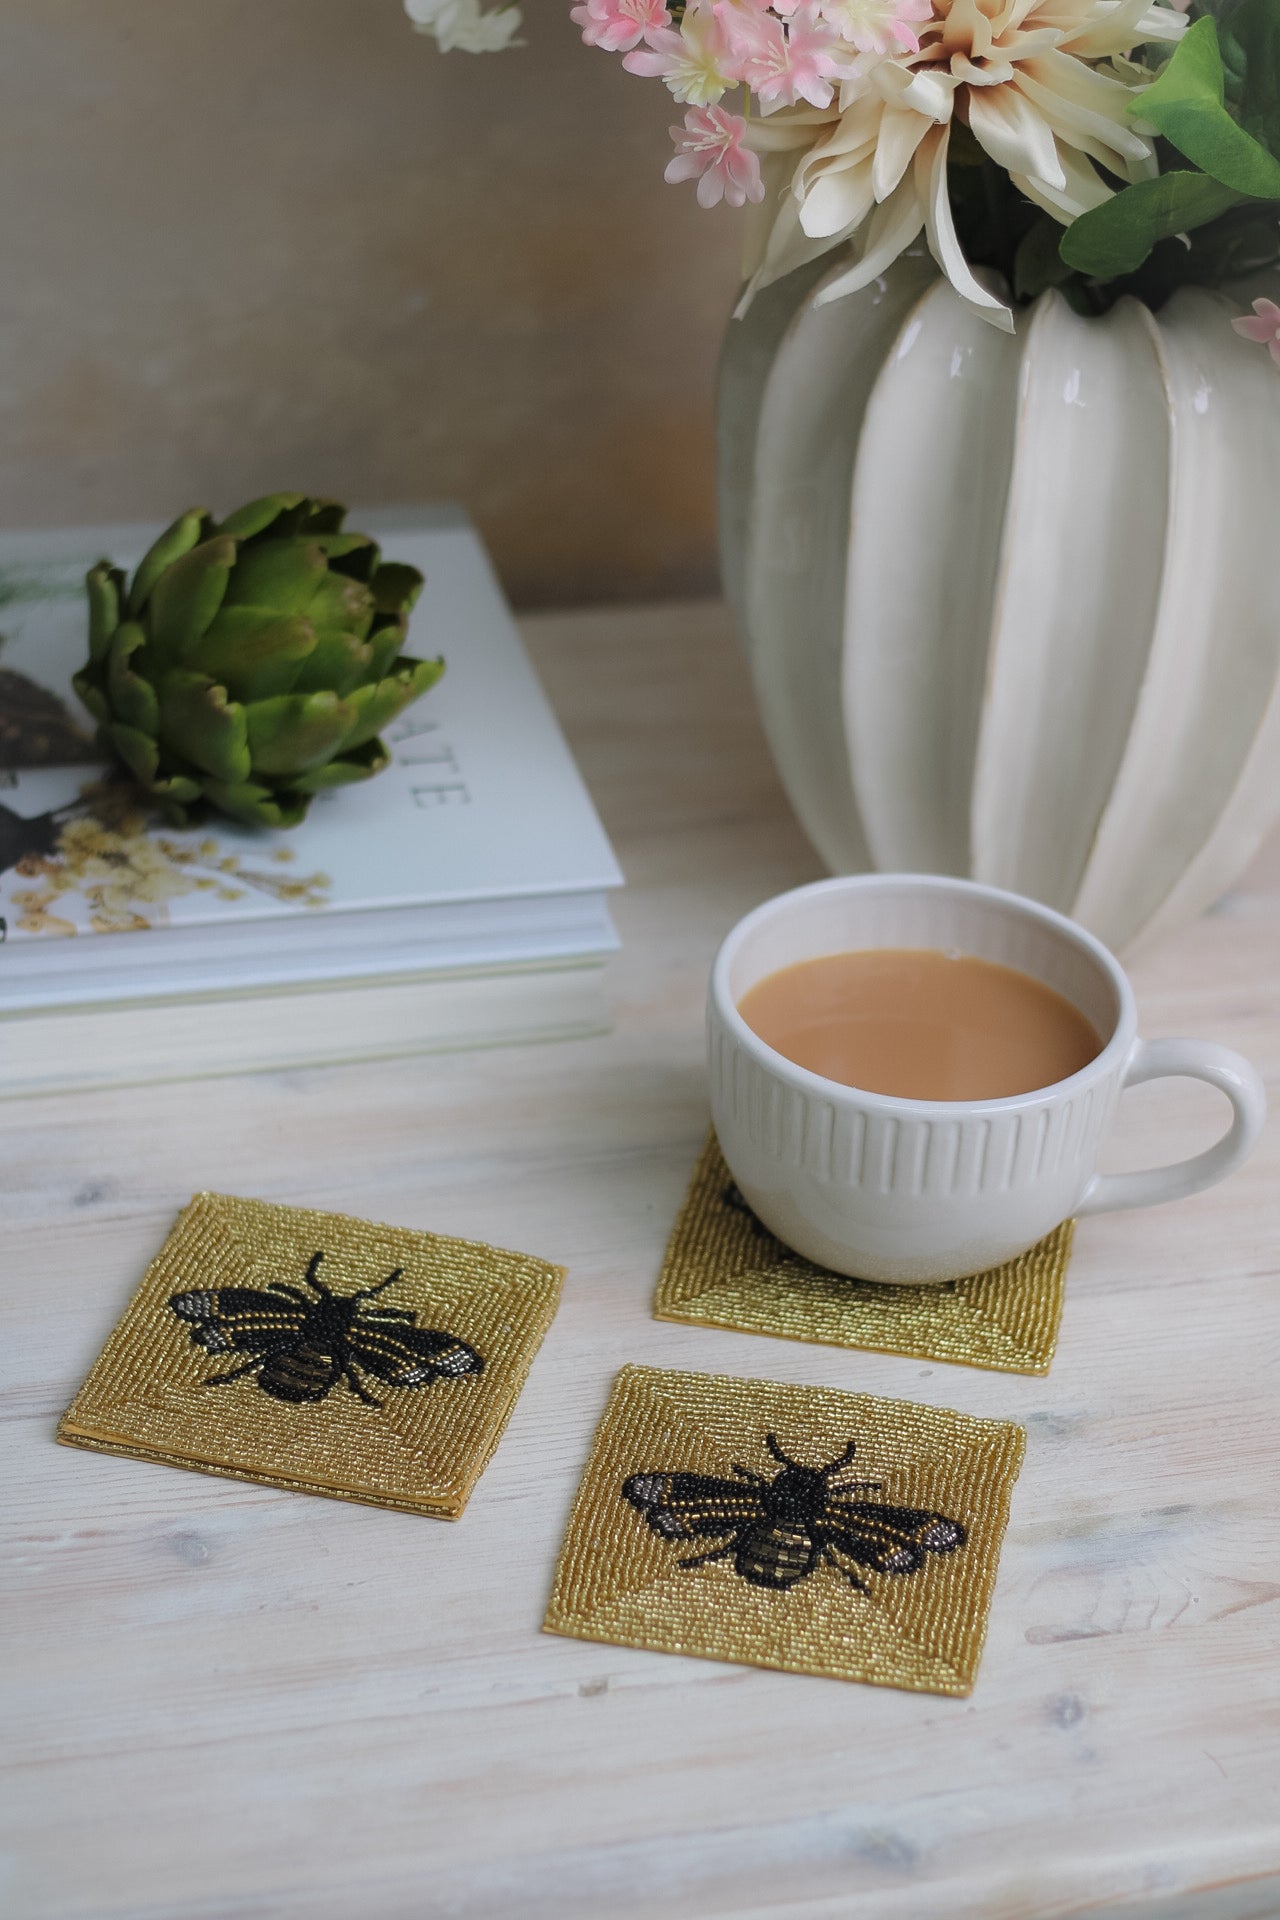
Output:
708,875,1266,1285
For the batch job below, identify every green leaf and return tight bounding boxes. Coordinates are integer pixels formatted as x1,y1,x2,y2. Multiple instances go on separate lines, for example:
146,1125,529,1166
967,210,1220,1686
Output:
1134,17,1280,196
157,670,252,784
307,569,375,643
199,779,310,829
338,657,444,753
290,628,374,697
215,494,306,543
1014,215,1075,301
297,499,345,535
1060,171,1244,277
371,561,424,618
86,563,122,662
243,691,359,775
224,538,326,616
127,510,213,616
335,680,408,755
1234,0,1280,152
312,533,378,585
156,771,202,805
129,762,202,818
365,619,408,684
106,622,159,735
71,669,110,728
291,739,389,794
312,537,379,588
183,608,318,701
148,537,235,655
108,722,160,788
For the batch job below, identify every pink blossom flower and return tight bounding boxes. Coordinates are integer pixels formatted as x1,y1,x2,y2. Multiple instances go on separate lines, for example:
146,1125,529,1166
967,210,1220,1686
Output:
815,0,934,57
1232,298,1280,368
570,0,669,53
624,8,734,101
711,0,775,25
716,0,855,108
665,104,766,207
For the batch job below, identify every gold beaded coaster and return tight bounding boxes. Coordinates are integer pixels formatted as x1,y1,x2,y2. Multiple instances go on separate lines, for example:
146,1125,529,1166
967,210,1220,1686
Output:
545,1366,1025,1696
654,1134,1073,1376
57,1193,564,1519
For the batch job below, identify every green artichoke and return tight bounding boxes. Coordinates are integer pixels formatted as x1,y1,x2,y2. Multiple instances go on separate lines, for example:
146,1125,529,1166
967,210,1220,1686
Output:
74,494,443,829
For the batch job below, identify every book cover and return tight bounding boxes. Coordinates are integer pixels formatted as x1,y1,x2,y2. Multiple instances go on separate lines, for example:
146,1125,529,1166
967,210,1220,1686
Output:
0,507,622,953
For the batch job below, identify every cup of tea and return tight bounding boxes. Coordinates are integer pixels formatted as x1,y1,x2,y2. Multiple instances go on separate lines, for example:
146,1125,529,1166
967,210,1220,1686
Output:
708,875,1266,1285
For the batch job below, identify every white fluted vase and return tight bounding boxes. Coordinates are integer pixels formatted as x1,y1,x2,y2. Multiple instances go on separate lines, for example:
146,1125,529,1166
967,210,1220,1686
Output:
718,252,1280,953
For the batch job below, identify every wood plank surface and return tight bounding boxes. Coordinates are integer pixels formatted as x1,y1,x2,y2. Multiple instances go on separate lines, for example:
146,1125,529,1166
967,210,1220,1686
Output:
3,600,1279,1920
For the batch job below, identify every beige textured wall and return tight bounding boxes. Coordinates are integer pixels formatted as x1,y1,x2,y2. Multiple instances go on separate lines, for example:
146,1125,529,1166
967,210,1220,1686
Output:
0,1,745,606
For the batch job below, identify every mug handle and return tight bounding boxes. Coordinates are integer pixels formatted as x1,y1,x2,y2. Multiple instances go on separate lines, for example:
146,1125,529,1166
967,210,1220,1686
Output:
1079,1038,1267,1218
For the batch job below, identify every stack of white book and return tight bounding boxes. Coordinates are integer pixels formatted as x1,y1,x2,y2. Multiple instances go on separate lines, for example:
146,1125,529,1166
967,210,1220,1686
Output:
0,507,622,1096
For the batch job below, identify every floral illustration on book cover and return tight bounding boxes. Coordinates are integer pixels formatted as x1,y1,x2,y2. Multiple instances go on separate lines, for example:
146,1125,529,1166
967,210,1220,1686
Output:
0,560,332,938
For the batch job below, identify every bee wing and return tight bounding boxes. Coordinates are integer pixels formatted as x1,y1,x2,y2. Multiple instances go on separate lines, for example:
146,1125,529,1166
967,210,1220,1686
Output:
169,1287,306,1357
622,1472,764,1543
346,1321,483,1386
824,1499,967,1577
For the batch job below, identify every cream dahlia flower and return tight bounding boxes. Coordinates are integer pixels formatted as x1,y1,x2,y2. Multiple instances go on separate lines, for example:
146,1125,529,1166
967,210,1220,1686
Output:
743,0,1187,328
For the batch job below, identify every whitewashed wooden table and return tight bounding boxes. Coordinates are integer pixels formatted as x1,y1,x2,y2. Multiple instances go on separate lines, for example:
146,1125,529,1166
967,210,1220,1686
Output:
4,601,1280,1920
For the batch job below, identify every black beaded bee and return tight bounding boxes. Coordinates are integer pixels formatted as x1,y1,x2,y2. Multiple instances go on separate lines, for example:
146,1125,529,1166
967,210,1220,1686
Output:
623,1434,965,1593
170,1252,483,1409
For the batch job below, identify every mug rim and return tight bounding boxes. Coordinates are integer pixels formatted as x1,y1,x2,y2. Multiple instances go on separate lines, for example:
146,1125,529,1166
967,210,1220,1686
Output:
710,872,1139,1117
